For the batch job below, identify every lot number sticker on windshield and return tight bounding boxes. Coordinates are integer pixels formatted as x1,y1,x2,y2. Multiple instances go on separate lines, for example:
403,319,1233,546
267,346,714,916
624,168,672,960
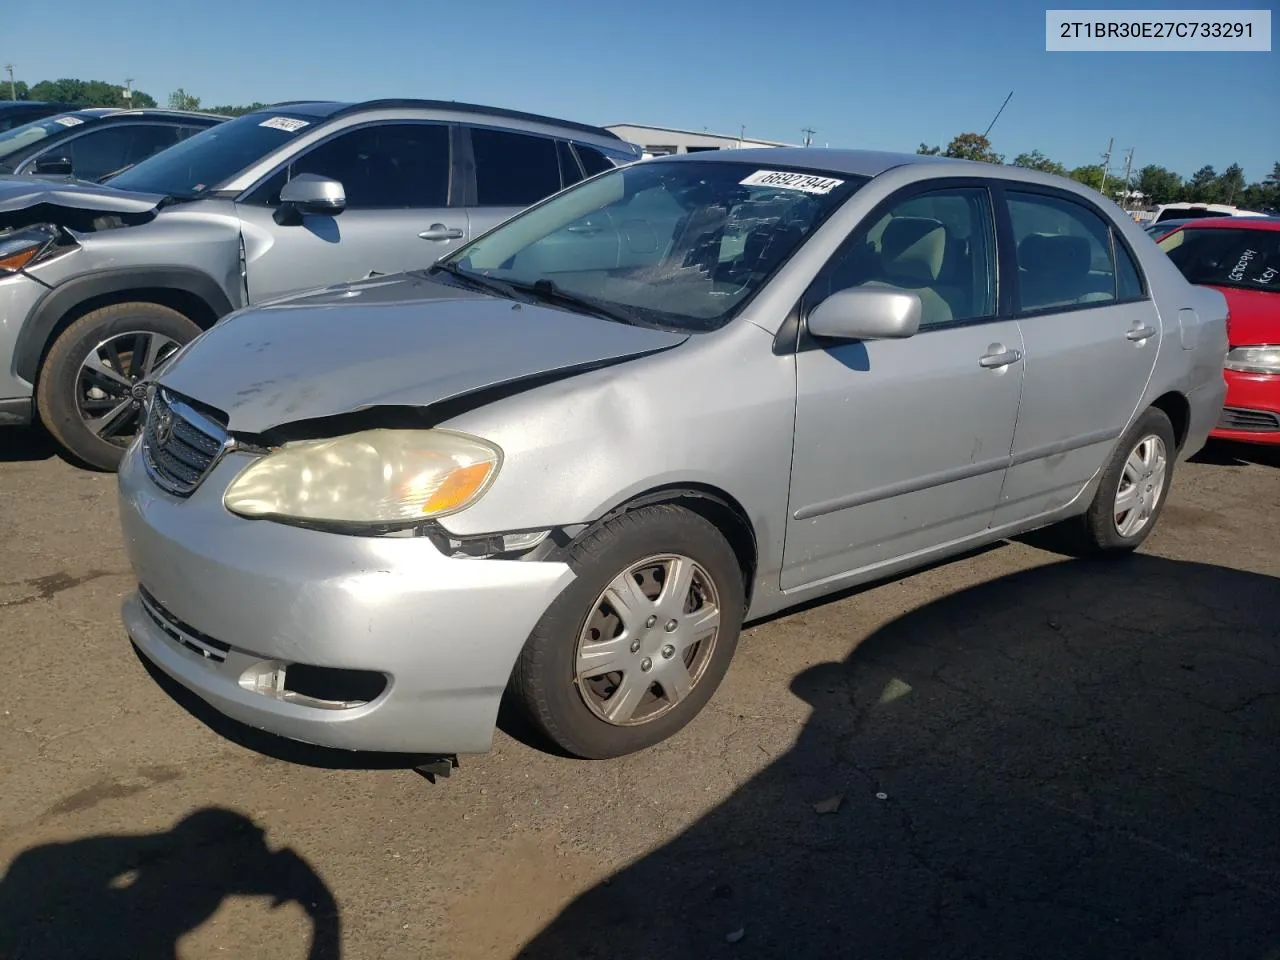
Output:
739,170,844,194
54,116,85,127
259,117,310,133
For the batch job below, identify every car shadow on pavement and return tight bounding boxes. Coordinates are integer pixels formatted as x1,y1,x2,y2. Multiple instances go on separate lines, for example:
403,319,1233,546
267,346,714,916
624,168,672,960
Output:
0,425,57,463
0,807,341,960
1190,440,1280,469
517,555,1280,960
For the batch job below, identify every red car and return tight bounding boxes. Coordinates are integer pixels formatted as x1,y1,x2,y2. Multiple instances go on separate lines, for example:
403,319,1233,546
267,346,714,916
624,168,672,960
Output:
1159,217,1280,445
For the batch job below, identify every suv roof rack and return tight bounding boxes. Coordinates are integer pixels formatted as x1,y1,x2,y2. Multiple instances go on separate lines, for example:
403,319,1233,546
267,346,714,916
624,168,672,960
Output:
331,98,623,141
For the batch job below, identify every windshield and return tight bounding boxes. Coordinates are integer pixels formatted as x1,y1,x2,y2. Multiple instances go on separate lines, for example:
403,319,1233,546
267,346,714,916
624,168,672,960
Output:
0,113,94,163
107,111,317,198
1160,227,1280,293
436,160,867,331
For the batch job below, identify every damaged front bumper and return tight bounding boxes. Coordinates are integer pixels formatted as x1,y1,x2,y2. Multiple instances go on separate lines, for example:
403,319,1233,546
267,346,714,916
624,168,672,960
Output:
117,441,577,755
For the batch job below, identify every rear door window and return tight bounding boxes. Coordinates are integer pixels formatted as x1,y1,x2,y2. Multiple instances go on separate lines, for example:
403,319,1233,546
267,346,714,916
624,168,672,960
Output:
573,143,616,177
1006,191,1118,312
469,127,562,206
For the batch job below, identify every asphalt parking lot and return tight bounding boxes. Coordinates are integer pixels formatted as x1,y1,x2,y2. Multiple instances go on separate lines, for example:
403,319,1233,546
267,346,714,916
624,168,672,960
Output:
1,429,1277,960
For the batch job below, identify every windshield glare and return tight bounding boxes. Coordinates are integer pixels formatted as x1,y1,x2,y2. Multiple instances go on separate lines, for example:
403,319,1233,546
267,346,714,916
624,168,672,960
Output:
107,112,316,198
0,114,91,161
1160,227,1280,293
440,160,866,331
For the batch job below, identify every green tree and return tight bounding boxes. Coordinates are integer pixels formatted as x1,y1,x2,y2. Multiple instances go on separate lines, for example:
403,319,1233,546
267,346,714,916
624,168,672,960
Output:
27,78,156,108
1216,163,1246,205
1134,165,1183,205
207,102,270,117
916,142,941,156
1010,150,1067,176
3,79,30,100
943,132,1002,164
167,88,201,111
1069,164,1106,191
1186,165,1219,203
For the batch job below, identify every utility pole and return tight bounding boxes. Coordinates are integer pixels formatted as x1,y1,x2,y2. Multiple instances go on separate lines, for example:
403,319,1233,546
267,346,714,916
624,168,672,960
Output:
1099,137,1114,194
801,127,815,147
123,77,134,106
738,124,745,146
4,64,15,101
1120,147,1134,209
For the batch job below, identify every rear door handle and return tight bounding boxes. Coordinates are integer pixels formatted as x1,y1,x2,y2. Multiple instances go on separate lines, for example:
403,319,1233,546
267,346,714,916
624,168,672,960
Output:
1126,325,1157,341
979,348,1022,369
419,223,464,241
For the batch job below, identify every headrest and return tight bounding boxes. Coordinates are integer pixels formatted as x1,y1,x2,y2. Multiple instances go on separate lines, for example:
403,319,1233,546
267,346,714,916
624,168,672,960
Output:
1019,233,1090,277
879,217,946,285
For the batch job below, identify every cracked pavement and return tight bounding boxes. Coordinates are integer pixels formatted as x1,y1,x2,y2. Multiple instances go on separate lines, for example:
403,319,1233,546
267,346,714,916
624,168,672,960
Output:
0,429,1277,960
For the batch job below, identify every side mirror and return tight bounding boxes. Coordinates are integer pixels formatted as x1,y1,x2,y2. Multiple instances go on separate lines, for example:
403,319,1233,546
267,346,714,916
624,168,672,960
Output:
33,155,73,176
806,287,921,341
276,173,346,222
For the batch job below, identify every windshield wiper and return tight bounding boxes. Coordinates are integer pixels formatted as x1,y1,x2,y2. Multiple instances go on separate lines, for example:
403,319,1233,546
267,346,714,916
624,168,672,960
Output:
504,278,638,327
428,261,523,300
98,163,134,183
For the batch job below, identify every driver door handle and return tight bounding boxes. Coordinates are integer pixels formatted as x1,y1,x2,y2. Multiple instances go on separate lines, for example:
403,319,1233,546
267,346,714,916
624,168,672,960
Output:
979,348,1022,369
1126,325,1157,341
419,223,464,241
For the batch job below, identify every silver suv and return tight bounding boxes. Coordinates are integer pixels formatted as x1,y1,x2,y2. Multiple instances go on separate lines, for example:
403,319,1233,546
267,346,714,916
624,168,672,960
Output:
0,99,639,469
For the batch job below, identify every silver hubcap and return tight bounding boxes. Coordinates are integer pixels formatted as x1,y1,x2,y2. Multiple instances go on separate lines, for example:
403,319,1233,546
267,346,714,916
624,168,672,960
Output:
1113,433,1168,538
76,331,180,446
574,554,721,726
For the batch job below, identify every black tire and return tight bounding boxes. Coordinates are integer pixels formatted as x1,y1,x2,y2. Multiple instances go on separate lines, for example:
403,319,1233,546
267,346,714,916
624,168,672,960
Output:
511,504,746,759
36,302,201,471
1075,406,1177,555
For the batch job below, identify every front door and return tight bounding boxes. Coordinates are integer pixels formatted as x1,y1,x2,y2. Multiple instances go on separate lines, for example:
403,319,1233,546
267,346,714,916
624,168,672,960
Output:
783,184,1025,591
992,187,1162,525
236,121,468,303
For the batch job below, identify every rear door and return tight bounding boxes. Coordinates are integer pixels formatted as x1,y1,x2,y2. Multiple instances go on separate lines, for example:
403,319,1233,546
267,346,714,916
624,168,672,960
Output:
991,185,1161,525
235,121,463,302
458,125,578,240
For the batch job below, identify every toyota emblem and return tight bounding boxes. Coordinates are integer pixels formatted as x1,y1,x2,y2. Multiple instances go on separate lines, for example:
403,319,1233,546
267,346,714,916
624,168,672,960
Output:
154,407,175,445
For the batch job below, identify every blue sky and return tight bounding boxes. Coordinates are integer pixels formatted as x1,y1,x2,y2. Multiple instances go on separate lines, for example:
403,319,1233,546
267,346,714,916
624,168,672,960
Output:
6,0,1278,182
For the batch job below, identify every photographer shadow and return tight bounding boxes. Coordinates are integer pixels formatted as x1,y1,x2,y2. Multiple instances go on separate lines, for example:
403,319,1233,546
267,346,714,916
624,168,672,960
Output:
0,807,340,960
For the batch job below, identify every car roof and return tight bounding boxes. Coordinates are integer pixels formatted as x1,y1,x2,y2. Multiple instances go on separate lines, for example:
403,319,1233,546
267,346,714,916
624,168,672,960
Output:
244,98,624,141
1177,216,1280,233
651,147,1097,186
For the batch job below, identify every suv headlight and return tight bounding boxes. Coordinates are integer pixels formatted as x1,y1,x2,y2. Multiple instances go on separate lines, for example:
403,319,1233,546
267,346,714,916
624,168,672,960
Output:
223,428,502,527
0,224,61,273
1225,345,1280,375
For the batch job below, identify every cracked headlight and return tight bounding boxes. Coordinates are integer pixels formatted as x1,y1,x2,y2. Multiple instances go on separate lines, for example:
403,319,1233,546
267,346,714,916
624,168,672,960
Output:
0,224,61,273
1225,345,1280,375
223,428,501,527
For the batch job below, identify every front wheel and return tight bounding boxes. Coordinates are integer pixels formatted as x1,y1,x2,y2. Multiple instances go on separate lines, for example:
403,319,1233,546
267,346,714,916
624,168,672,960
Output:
510,504,746,759
36,302,201,471
1077,407,1177,554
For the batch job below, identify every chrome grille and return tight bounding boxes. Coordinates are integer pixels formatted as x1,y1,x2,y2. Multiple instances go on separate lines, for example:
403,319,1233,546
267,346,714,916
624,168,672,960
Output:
141,388,229,495
139,586,231,663
1218,406,1280,433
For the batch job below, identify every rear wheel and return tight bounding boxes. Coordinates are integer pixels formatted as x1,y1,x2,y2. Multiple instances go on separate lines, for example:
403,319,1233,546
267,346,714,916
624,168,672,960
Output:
1076,407,1177,554
511,504,745,759
36,302,200,471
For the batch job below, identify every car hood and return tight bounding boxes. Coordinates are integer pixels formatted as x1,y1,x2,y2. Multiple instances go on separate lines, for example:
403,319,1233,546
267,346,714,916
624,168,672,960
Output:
0,175,164,215
156,273,691,435
1211,286,1279,346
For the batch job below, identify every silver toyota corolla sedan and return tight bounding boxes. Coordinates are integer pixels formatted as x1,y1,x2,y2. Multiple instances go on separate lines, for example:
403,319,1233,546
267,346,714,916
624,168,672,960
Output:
117,149,1228,762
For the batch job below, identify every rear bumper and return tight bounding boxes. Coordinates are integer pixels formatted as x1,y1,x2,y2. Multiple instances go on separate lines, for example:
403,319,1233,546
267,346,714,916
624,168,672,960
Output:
0,397,32,427
117,442,576,755
1179,376,1228,460
1210,370,1280,446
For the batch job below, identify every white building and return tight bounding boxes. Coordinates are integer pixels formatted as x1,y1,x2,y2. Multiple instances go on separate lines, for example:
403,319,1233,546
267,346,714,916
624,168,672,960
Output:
604,124,795,159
